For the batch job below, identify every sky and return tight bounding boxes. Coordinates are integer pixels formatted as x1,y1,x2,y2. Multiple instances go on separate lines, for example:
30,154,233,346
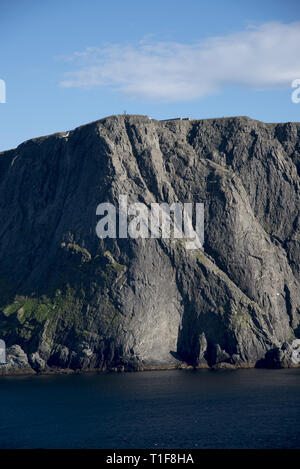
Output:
1,0,300,151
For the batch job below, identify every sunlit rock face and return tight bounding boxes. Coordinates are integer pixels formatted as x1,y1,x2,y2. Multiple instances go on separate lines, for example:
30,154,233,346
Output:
0,115,299,374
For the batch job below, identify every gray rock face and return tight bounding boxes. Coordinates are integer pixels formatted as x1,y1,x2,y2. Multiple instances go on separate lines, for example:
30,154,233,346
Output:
0,345,35,375
0,115,299,373
29,351,46,372
257,341,300,369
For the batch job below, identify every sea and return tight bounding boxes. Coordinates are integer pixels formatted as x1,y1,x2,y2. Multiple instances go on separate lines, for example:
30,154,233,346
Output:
0,368,299,449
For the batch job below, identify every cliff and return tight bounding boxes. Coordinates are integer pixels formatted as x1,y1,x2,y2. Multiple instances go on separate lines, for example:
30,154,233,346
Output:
0,114,300,374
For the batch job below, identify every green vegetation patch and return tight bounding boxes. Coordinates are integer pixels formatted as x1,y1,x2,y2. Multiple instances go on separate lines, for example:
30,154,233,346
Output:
3,296,55,323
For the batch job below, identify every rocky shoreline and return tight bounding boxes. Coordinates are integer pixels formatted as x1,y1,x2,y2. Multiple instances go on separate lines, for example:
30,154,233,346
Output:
0,342,299,377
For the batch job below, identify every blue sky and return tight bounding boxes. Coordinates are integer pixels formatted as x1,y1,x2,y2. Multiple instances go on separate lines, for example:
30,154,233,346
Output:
1,0,300,151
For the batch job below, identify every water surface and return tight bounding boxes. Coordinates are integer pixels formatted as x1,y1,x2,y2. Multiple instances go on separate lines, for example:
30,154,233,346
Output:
0,368,299,449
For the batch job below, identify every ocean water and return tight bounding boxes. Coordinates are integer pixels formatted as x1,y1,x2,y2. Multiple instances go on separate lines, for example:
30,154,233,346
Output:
0,368,299,449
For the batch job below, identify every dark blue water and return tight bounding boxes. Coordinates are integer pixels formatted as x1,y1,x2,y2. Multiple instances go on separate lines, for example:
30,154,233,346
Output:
0,368,299,449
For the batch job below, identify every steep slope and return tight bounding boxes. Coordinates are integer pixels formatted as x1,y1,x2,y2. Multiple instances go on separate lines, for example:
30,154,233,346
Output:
0,115,299,374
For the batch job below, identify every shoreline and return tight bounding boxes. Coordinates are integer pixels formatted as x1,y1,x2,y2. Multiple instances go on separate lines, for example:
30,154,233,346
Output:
1,361,299,377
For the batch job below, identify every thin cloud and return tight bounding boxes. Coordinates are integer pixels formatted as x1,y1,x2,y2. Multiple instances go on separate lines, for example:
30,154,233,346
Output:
59,22,300,101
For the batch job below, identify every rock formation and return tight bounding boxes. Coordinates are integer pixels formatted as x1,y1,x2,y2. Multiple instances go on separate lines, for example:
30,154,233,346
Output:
0,115,299,374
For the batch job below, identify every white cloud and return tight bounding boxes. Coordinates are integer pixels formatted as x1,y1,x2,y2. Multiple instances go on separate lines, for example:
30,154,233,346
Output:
59,22,300,101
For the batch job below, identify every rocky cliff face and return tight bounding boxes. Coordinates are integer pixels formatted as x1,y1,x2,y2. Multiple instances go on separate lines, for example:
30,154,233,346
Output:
0,115,299,374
